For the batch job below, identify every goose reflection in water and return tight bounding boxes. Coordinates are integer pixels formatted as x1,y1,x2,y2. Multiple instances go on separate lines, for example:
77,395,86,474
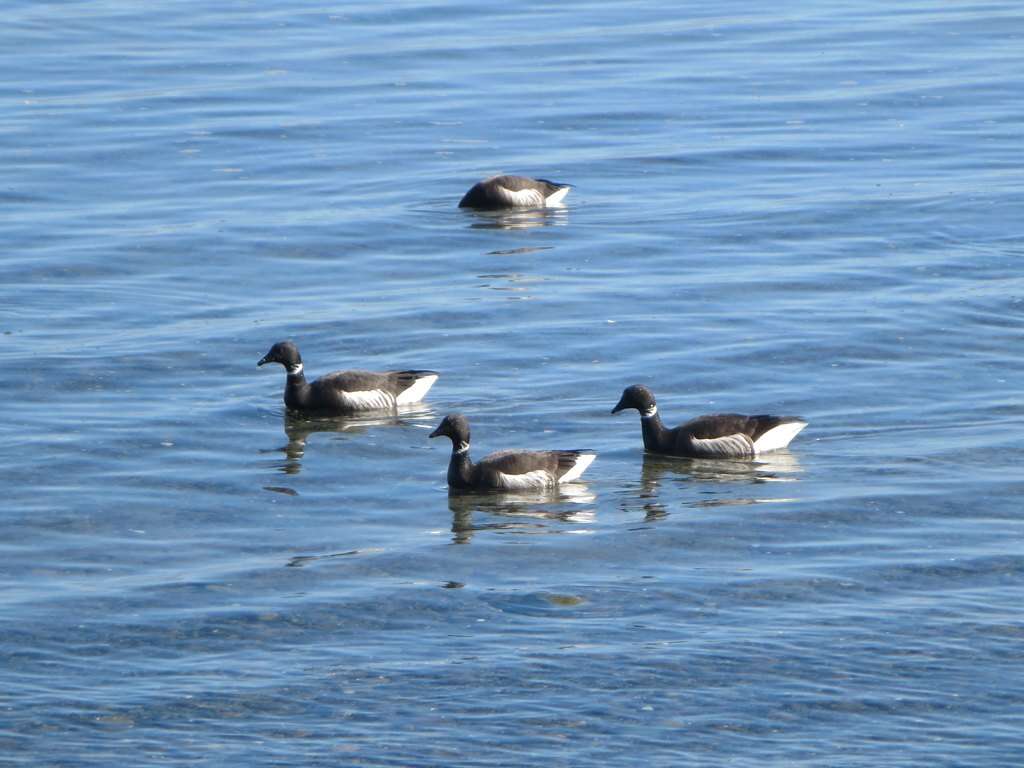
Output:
446,484,596,545
463,205,569,231
634,451,804,515
263,407,433,475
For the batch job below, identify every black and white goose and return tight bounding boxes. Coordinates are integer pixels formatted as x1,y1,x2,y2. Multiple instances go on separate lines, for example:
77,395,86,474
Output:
612,385,807,459
258,341,438,416
429,414,596,491
458,175,571,210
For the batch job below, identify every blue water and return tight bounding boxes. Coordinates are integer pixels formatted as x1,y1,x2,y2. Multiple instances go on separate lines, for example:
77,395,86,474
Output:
3,1,1024,764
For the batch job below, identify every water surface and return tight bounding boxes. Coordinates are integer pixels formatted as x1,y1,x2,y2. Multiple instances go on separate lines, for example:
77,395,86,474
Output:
3,1,1023,765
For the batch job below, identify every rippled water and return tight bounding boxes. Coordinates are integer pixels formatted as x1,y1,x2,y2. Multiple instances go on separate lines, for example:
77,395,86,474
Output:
3,1,1023,764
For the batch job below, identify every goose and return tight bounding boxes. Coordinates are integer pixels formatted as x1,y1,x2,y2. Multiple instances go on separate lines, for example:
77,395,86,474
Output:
429,413,595,491
258,341,438,416
458,175,571,210
612,385,807,458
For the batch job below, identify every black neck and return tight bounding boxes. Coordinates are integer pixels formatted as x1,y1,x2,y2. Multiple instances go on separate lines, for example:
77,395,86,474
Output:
447,446,475,489
640,412,669,452
283,371,309,410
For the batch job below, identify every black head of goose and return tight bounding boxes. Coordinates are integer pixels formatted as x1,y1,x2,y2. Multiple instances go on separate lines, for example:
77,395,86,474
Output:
458,175,571,210
258,340,439,416
428,413,596,491
612,384,807,459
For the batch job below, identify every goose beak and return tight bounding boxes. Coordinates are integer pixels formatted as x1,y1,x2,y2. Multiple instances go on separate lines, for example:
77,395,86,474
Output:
428,426,444,439
611,397,628,415
257,354,271,367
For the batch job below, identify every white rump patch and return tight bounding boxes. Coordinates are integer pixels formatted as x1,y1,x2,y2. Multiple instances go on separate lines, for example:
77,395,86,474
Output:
496,185,545,208
543,185,570,206
340,389,396,411
396,374,438,406
752,421,807,454
495,469,556,490
558,453,596,484
691,433,755,458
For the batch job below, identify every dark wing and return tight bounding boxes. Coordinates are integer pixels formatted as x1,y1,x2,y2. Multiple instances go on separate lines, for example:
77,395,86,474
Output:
683,413,797,441
744,414,805,442
308,369,404,411
494,175,569,201
315,369,434,394
393,369,439,390
674,414,751,458
490,175,545,192
679,413,805,458
532,178,569,196
478,449,557,475
475,449,594,489
476,450,559,489
314,369,393,394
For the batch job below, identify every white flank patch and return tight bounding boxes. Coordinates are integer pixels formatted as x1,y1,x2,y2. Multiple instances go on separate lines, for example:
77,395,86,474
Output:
340,389,396,411
543,185,571,206
691,433,755,458
495,469,556,490
752,421,808,454
395,374,438,406
497,185,545,207
558,453,595,484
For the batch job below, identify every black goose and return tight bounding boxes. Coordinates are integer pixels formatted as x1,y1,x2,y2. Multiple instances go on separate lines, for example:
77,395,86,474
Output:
458,175,571,210
429,414,595,491
258,341,438,416
612,385,807,458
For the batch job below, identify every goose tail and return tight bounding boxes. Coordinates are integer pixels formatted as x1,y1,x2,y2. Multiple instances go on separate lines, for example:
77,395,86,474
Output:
752,419,807,454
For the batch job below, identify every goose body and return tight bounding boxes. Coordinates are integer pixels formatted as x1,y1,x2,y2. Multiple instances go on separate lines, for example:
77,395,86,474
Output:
612,385,806,459
429,414,595,491
458,175,571,210
258,341,438,416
